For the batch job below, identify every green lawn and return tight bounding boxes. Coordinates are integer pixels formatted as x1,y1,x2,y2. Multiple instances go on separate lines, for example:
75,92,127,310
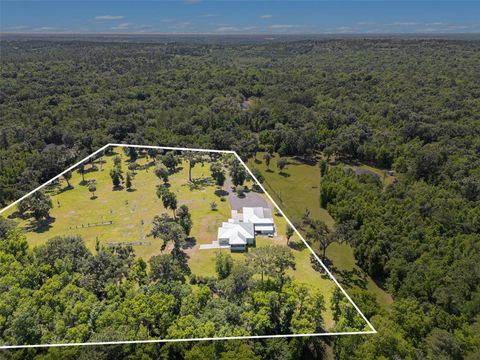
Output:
249,153,335,227
3,148,231,260
248,153,393,310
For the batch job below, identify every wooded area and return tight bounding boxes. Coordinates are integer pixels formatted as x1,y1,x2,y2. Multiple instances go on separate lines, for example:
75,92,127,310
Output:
0,36,479,359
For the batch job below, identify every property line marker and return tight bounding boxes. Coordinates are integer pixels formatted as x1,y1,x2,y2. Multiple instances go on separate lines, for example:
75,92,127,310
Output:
0,143,376,349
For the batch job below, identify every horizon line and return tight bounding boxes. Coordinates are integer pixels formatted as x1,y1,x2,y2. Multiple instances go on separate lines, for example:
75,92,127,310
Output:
2,31,479,36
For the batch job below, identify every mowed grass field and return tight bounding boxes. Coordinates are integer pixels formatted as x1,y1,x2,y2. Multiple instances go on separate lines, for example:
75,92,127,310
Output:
248,153,393,309
249,154,335,227
3,148,231,260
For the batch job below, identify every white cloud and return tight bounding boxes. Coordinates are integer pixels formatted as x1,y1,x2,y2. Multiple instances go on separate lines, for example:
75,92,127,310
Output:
216,26,240,32
111,23,134,30
95,15,125,21
216,26,258,33
269,24,303,29
388,22,418,26
29,26,72,33
111,23,152,31
260,14,272,19
34,27,56,31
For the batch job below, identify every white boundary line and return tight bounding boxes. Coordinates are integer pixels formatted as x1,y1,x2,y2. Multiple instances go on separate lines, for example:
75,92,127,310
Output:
0,143,376,349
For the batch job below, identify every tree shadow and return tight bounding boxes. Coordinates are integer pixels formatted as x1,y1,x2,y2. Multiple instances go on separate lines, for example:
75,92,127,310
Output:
214,189,229,197
183,237,197,250
251,184,264,193
292,156,318,166
26,217,55,233
324,259,369,290
335,268,368,290
279,171,290,177
8,211,29,220
56,185,74,195
144,160,156,168
90,195,98,200
83,166,98,174
126,188,137,193
254,159,262,164
266,169,274,173
288,240,306,251
113,185,124,191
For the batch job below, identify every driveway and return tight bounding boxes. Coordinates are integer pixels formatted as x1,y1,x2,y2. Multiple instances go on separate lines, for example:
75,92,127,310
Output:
225,174,272,211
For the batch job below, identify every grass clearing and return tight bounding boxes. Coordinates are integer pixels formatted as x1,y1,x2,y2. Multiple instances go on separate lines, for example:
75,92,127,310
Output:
249,153,393,310
248,153,335,227
4,148,231,260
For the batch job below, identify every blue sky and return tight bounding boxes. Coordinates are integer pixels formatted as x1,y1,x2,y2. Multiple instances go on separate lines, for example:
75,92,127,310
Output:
1,1,480,34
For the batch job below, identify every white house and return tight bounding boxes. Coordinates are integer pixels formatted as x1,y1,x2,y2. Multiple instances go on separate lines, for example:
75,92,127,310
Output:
232,207,275,235
200,206,276,252
217,221,255,252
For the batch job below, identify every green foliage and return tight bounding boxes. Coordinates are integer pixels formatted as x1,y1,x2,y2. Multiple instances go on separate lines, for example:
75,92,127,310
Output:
0,229,28,258
229,160,247,186
125,171,133,190
251,168,264,184
0,217,15,240
162,152,178,173
331,287,368,332
215,251,233,280
210,161,226,187
247,245,295,289
109,167,123,188
306,219,334,259
88,181,97,198
156,188,178,217
149,253,189,284
236,185,245,197
150,213,186,250
177,204,193,236
263,153,271,169
285,224,294,245
63,171,72,188
20,190,53,221
277,157,287,172
319,159,328,177
154,163,169,183
124,147,138,163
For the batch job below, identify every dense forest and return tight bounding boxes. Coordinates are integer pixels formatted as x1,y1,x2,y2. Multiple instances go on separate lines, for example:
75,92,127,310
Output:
0,36,479,359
